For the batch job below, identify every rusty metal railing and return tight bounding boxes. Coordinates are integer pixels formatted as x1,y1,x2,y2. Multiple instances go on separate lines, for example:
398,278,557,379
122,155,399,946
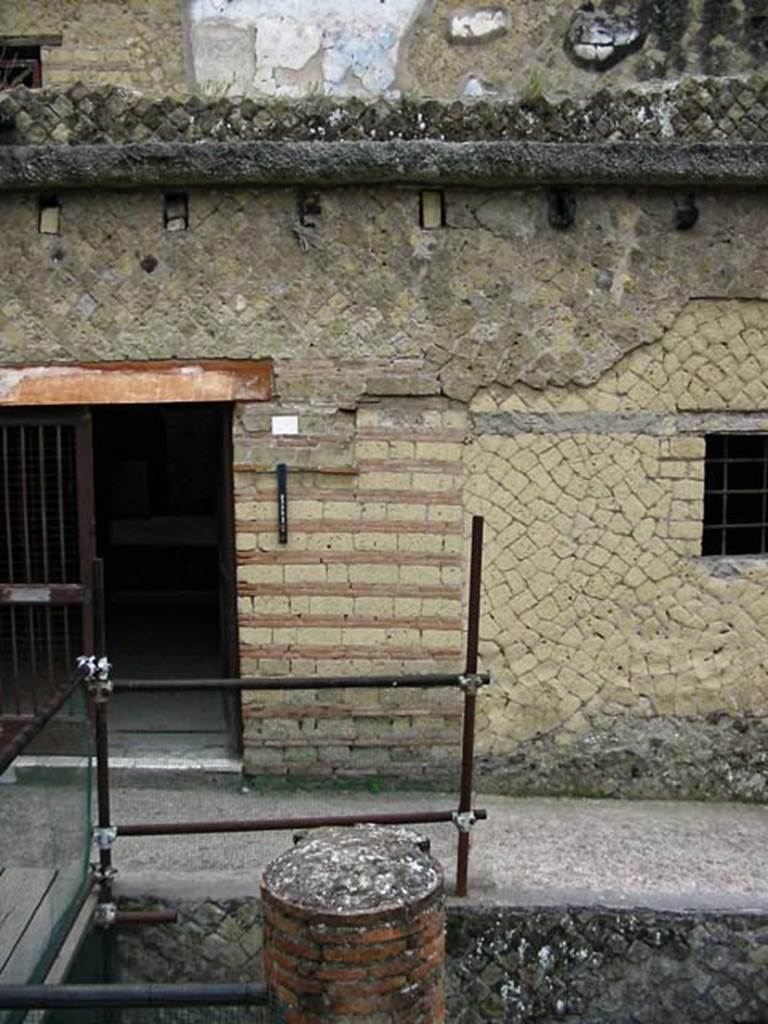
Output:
86,515,490,902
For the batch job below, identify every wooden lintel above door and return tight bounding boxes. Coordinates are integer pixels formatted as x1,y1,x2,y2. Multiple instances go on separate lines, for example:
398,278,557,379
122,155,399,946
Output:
0,360,272,406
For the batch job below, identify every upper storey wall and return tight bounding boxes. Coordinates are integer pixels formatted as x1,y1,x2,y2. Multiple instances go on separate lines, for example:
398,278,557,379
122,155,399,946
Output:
3,2,767,100
0,1,186,95
189,0,768,100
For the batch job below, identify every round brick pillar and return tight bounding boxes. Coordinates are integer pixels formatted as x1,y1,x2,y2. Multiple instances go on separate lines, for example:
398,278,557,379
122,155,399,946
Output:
261,824,445,1023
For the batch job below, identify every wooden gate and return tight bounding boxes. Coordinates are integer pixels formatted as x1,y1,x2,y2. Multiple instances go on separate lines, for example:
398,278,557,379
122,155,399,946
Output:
0,409,94,727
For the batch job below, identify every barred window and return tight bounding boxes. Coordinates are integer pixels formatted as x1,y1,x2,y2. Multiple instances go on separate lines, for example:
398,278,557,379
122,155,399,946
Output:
0,45,42,89
702,434,768,556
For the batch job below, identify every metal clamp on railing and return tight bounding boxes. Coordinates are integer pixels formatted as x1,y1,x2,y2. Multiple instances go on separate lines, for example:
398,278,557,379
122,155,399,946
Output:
78,655,113,701
94,902,117,929
452,810,478,833
90,862,117,885
458,673,490,696
92,825,117,851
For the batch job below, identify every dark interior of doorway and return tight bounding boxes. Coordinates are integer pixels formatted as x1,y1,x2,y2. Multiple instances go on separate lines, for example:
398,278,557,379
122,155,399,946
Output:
92,404,235,760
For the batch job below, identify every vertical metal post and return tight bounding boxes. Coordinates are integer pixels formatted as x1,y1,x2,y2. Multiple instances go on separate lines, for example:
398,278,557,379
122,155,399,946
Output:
455,516,484,898
91,559,114,905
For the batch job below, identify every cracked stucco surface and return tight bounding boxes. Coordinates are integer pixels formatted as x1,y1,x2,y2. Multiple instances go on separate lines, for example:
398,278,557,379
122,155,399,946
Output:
3,189,768,399
404,0,768,100
466,300,768,797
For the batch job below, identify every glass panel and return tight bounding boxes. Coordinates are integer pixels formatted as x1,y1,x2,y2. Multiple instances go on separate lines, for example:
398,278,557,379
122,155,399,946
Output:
724,526,764,555
0,687,92,1010
726,435,767,460
704,460,723,491
725,492,763,525
0,605,82,718
727,460,764,491
703,493,723,528
701,527,722,556
705,434,726,459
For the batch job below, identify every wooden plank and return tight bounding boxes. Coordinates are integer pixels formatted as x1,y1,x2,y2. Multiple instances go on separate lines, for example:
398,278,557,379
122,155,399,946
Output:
0,360,272,406
43,888,98,985
0,867,58,982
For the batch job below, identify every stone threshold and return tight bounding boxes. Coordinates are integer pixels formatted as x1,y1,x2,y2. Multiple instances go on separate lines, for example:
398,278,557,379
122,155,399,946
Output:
12,753,242,773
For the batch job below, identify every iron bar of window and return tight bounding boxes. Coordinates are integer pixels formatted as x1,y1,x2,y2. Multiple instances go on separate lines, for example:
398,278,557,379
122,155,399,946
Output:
112,673,488,693
702,488,768,496
704,522,768,530
722,436,729,555
118,808,487,837
0,984,268,1010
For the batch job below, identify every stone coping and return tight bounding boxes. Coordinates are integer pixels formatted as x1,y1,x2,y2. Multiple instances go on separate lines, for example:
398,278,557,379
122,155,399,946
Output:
1,76,767,190
1,138,768,192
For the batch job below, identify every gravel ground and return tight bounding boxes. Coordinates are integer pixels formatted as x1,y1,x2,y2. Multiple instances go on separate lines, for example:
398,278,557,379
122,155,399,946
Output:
5,769,768,911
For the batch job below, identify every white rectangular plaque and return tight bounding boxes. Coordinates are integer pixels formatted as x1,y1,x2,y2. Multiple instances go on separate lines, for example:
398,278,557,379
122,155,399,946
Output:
272,415,299,436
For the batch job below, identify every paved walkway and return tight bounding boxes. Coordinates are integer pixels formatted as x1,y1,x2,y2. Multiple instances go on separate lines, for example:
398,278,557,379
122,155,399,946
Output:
106,780,768,912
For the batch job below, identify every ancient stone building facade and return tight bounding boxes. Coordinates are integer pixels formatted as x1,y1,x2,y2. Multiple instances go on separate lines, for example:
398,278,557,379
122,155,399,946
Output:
1,1,767,799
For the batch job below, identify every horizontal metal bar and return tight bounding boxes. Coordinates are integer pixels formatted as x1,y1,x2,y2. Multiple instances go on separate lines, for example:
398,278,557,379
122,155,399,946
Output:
113,673,488,693
118,808,488,838
114,910,178,926
0,583,85,605
0,984,268,1009
704,523,768,530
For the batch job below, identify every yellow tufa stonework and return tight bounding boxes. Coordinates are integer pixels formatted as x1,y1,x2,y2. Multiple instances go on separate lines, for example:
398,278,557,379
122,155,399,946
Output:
476,299,768,415
1,181,768,791
234,398,466,778
467,300,768,797
0,1,186,95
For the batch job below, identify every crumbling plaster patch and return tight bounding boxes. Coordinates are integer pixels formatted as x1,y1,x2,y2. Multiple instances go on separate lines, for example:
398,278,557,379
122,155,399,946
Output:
187,0,430,97
403,0,768,100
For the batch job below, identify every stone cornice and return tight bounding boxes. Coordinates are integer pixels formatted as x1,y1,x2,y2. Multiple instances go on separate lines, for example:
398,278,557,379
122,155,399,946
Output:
1,139,767,192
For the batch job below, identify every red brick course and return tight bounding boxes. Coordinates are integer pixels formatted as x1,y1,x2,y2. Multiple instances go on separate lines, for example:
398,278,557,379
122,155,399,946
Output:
262,878,445,1022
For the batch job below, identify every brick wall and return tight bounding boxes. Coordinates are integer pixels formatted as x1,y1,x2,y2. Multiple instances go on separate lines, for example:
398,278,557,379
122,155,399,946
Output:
234,395,467,779
0,1,186,95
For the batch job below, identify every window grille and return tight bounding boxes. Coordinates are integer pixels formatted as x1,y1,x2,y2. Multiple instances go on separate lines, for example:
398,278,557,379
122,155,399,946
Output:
0,46,42,89
702,434,768,555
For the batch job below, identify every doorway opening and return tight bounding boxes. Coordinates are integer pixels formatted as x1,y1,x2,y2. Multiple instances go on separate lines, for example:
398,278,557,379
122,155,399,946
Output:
92,403,238,760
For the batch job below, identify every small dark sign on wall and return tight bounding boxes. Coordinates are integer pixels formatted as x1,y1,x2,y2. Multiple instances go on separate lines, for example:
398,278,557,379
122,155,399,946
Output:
277,463,288,544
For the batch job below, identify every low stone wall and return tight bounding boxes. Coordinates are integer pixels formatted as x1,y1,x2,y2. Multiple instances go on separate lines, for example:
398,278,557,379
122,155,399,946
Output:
116,898,768,1023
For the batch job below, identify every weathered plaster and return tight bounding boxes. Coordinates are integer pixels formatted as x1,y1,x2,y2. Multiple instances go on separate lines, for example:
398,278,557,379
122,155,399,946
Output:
2,188,768,399
404,0,768,100
187,0,429,97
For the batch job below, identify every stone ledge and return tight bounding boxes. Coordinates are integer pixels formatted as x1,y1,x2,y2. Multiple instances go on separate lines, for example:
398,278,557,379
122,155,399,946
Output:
2,138,768,192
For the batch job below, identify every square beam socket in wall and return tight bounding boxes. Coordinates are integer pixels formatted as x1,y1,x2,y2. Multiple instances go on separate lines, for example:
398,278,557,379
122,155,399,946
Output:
38,195,60,235
164,192,189,231
420,190,445,229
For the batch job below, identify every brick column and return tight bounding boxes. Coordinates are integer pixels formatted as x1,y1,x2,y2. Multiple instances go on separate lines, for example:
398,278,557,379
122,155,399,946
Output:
261,824,445,1023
